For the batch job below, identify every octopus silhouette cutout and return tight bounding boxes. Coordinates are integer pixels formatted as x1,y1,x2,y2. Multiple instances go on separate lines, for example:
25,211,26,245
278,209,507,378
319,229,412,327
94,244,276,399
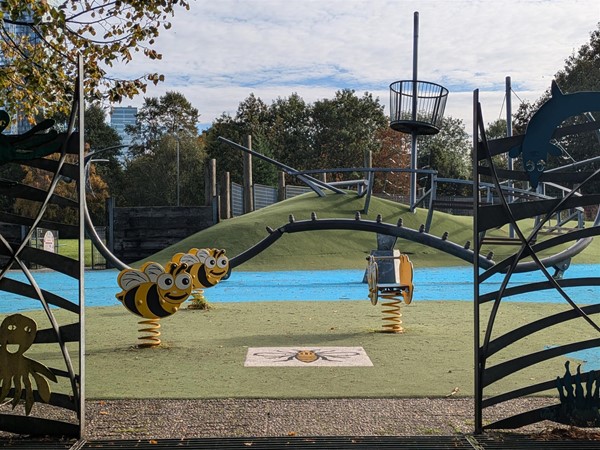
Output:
0,314,57,415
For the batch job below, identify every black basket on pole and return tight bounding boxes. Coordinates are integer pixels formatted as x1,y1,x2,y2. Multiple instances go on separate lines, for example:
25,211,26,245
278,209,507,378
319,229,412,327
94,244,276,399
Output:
389,80,448,135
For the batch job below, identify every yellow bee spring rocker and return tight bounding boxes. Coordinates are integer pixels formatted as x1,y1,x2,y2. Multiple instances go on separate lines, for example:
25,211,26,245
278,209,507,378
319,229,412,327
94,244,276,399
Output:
170,248,229,309
366,251,414,333
116,261,193,347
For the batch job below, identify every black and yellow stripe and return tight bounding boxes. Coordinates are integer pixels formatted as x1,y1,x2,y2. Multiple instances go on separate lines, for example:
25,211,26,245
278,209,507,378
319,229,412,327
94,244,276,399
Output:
118,284,173,319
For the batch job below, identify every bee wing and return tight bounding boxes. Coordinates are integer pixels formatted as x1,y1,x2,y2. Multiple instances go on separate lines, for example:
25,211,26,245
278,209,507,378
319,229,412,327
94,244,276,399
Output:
117,269,150,290
141,262,165,282
194,248,212,263
317,350,362,359
251,350,296,360
179,253,201,265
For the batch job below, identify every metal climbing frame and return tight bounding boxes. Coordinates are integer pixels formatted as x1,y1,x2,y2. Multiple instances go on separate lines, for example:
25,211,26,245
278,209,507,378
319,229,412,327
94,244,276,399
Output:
473,86,600,433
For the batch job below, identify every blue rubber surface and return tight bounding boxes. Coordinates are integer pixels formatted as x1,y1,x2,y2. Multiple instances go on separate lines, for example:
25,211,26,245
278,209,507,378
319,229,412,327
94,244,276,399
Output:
1,264,599,313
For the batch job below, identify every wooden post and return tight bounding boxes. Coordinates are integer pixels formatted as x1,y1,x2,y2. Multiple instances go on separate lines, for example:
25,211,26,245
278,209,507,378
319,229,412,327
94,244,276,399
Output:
209,158,217,201
220,171,231,220
204,164,211,207
278,171,286,201
243,135,254,213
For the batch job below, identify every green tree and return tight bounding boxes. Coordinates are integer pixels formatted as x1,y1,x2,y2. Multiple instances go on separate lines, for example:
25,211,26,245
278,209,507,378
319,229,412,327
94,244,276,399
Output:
205,90,389,188
234,94,277,186
0,1,190,120
204,94,277,187
126,91,200,157
311,90,387,178
417,116,471,195
84,104,126,207
203,113,246,185
121,134,205,206
485,118,511,170
267,93,312,165
512,22,600,180
120,92,205,206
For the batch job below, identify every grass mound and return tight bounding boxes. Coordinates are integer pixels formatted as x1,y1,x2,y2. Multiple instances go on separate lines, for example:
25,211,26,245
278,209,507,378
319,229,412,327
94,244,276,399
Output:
140,192,598,271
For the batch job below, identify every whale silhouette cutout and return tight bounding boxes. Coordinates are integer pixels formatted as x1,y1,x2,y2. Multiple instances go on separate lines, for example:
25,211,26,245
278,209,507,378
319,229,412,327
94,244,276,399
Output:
508,81,600,189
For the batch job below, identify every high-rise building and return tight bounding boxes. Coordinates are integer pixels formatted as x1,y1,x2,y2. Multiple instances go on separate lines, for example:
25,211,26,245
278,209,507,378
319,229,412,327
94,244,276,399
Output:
110,106,137,148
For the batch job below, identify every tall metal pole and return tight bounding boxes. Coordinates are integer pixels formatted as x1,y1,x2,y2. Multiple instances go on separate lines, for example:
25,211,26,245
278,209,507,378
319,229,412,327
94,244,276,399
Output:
410,11,419,212
77,53,86,439
176,137,180,207
473,89,482,435
506,76,514,237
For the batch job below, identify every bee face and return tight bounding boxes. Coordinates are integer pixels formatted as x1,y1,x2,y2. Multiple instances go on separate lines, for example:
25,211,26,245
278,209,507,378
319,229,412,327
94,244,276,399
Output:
174,248,229,289
203,250,229,283
156,272,192,304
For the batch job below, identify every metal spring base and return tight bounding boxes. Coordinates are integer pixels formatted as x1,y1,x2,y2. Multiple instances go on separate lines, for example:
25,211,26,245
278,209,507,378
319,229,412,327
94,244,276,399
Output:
380,291,404,333
188,289,208,309
138,318,161,348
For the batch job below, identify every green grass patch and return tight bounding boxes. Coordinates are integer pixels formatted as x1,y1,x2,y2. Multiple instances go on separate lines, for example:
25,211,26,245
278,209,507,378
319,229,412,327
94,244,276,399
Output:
19,300,594,400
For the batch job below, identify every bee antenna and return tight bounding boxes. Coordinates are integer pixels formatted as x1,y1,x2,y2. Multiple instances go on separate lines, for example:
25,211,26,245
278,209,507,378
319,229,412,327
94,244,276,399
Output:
166,262,176,274
167,262,186,274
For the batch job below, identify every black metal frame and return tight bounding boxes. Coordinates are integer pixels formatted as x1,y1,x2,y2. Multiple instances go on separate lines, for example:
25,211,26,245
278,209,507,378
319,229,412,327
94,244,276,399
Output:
473,88,600,432
0,56,85,438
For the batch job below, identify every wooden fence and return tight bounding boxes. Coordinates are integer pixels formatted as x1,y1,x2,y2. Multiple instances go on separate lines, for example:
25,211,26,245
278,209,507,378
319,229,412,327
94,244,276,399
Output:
107,202,215,264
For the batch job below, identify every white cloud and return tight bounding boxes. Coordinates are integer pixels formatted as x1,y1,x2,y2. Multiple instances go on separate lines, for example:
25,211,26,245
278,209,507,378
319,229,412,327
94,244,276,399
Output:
109,0,600,133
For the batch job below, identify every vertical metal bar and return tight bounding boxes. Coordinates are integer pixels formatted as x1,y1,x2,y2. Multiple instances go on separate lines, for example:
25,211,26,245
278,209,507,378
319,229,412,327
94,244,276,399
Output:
506,76,514,238
424,173,436,232
176,137,180,206
412,12,419,120
243,135,254,213
410,12,419,212
410,132,418,212
472,89,482,434
77,53,86,438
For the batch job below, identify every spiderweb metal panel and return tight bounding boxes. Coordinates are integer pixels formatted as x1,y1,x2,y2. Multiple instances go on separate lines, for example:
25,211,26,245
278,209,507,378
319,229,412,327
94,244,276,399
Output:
473,85,600,433
0,57,85,438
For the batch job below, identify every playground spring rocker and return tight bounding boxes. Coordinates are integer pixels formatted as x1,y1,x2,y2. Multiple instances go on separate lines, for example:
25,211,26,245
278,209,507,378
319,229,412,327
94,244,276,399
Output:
366,251,414,333
114,250,230,348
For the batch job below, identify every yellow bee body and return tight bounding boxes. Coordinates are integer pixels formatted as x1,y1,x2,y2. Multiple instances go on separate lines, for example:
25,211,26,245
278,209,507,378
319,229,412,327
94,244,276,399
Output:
171,248,229,290
116,262,192,319
294,350,319,363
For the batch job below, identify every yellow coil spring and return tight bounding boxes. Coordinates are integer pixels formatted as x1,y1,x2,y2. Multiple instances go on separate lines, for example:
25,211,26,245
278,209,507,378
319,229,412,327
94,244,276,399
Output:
380,291,404,333
137,318,161,348
189,289,206,308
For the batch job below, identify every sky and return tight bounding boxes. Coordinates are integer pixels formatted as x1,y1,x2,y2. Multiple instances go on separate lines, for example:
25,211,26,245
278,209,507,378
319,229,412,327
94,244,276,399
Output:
111,0,600,134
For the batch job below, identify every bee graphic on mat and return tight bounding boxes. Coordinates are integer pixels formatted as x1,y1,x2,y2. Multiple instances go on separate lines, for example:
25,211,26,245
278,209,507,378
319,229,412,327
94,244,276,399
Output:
251,348,361,364
116,262,193,319
171,248,229,289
